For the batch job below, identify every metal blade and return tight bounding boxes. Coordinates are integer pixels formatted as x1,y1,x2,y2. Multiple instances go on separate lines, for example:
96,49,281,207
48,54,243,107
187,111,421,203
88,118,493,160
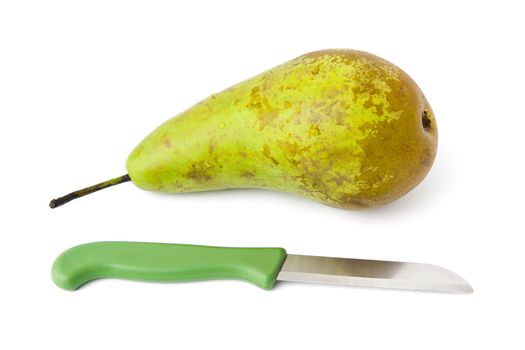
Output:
277,254,473,293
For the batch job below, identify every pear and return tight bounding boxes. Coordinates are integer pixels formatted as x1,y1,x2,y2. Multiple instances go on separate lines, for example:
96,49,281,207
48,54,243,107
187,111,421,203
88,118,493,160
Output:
50,50,437,209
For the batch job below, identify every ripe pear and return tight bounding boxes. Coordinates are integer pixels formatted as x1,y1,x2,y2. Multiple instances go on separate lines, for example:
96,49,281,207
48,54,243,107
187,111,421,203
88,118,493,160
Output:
50,50,437,209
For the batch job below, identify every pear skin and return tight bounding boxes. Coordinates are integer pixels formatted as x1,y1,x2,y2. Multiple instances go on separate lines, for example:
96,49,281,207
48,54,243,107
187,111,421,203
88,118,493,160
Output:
50,50,437,209
125,50,437,209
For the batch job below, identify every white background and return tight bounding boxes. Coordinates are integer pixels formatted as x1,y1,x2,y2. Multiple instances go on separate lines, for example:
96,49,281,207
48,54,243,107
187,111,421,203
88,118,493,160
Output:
1,1,524,349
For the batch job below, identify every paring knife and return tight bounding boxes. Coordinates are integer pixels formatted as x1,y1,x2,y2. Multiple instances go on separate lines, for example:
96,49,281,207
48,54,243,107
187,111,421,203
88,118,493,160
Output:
51,242,473,293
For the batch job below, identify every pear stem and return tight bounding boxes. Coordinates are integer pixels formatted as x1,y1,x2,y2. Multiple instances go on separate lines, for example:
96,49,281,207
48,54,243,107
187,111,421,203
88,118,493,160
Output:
49,174,131,209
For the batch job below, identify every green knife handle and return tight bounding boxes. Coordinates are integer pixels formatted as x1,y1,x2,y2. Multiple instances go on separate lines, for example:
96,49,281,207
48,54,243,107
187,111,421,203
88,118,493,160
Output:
51,242,287,291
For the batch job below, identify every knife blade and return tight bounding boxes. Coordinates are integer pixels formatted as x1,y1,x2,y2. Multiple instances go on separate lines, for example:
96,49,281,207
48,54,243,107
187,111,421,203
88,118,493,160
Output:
277,254,472,293
52,242,472,293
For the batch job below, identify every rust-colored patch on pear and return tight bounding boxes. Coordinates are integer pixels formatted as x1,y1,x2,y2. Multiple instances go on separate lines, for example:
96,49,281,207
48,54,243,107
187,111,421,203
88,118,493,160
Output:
241,171,255,179
246,86,280,130
186,160,216,184
262,144,279,166
308,124,321,137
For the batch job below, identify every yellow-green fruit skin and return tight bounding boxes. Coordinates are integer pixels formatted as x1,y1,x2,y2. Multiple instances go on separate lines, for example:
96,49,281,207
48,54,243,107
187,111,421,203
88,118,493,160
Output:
126,50,437,208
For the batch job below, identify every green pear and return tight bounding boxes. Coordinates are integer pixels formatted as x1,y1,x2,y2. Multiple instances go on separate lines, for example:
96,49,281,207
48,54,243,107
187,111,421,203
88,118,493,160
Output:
50,49,437,209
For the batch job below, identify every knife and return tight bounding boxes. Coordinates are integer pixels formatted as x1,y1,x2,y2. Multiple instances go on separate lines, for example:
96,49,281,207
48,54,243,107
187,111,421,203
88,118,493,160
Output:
51,242,473,293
